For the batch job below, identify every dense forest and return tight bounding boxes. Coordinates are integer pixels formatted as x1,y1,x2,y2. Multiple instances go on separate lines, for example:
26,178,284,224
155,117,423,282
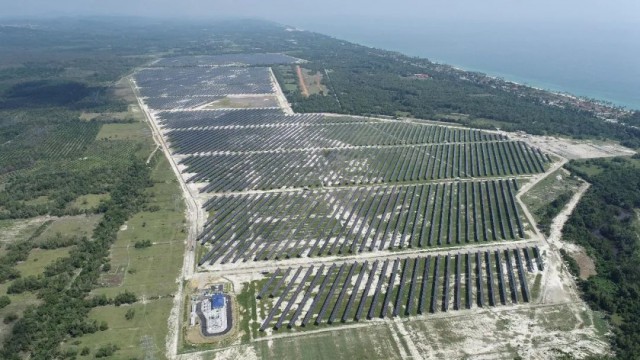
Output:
564,158,640,359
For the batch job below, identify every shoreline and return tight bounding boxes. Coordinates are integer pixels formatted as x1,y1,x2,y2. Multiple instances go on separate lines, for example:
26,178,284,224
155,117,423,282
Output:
447,64,607,105
309,27,639,111
432,61,638,111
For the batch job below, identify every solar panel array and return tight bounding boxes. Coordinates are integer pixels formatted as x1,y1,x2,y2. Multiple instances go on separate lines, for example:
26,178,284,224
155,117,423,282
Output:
255,247,542,330
133,54,551,334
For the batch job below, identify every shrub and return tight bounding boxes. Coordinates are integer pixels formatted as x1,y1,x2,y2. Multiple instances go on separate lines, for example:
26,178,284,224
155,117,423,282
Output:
3,313,18,324
125,308,135,320
113,291,137,306
0,295,10,309
95,344,119,358
133,240,152,249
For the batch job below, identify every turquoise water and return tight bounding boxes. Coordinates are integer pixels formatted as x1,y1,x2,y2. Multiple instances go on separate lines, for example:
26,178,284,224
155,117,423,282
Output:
299,20,640,110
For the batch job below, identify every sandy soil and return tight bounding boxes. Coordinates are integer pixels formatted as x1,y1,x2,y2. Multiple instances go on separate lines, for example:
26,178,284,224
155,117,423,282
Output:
0,216,51,244
295,65,309,98
270,67,294,115
511,133,635,159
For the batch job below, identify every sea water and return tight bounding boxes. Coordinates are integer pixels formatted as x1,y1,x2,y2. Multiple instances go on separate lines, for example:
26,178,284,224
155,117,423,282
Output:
301,19,640,110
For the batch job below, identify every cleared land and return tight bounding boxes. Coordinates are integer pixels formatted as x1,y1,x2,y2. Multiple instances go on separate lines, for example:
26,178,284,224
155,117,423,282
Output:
131,53,612,359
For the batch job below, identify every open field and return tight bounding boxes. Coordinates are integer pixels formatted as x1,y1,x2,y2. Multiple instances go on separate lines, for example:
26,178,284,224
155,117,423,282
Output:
131,53,613,359
93,155,185,298
31,214,102,242
521,168,583,222
62,298,175,360
6,71,190,358
14,247,72,277
0,217,50,246
204,95,280,110
511,133,636,160
298,66,328,96
67,193,110,211
96,121,152,140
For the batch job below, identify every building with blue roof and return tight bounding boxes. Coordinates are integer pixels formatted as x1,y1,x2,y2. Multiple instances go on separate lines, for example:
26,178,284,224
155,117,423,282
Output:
211,294,225,309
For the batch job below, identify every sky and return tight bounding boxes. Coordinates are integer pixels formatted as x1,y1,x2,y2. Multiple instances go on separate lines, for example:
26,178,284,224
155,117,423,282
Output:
2,0,639,25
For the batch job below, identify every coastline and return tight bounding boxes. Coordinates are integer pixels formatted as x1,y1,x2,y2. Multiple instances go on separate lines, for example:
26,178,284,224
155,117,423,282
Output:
306,24,640,112
444,64,631,111
439,62,638,111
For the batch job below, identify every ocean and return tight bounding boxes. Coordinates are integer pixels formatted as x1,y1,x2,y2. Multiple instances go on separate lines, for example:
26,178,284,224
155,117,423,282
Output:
298,19,640,110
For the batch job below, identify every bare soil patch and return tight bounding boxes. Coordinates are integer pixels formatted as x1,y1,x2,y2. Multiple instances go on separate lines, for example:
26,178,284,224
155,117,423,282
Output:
564,243,597,280
295,65,309,98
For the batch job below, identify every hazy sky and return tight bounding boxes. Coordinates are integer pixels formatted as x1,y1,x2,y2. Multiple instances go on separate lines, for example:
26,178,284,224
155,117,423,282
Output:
2,0,639,25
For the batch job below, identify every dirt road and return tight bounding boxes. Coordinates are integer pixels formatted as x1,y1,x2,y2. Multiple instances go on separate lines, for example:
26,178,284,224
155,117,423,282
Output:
295,65,310,98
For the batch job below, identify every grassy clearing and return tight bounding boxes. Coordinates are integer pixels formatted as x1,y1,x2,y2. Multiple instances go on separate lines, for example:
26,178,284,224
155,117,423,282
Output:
67,193,110,211
274,65,299,93
14,247,72,277
93,154,185,298
205,97,251,109
62,298,174,360
253,323,403,360
521,168,582,221
33,215,102,242
96,122,151,141
0,288,41,341
62,153,185,359
300,68,328,96
0,218,50,246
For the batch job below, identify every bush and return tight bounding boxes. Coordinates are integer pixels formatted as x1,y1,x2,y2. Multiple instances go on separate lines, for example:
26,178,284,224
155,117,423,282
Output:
3,313,18,324
89,294,111,307
133,240,151,249
7,275,44,294
80,347,90,356
125,308,135,320
0,295,10,309
113,291,137,306
95,343,119,358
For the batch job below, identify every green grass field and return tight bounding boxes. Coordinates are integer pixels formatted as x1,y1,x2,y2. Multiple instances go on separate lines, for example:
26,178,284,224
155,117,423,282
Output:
66,153,186,359
253,324,403,360
14,247,72,277
93,154,185,298
63,298,174,359
521,169,582,222
33,215,102,242
68,193,110,211
96,122,151,141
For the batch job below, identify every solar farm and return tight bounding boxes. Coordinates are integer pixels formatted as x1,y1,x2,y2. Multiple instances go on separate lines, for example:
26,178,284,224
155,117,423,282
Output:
131,53,599,357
